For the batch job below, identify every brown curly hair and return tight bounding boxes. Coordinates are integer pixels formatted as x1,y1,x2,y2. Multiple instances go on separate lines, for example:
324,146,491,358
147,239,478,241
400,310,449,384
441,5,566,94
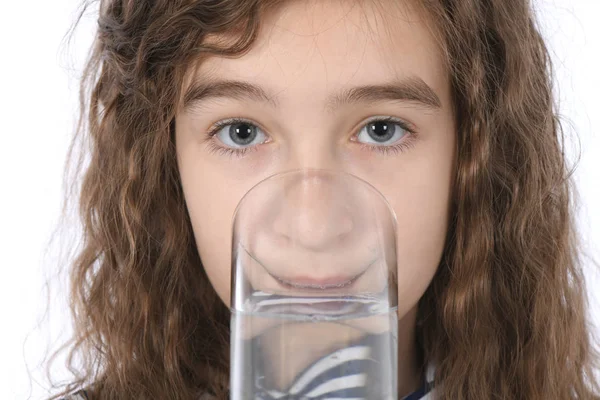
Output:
48,0,600,398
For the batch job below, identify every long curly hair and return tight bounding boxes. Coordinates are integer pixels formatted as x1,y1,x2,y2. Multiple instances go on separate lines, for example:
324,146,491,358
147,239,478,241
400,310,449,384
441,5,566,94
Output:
48,0,600,398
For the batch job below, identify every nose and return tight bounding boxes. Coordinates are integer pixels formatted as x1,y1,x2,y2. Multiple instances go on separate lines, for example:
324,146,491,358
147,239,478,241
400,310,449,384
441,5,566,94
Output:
271,169,354,252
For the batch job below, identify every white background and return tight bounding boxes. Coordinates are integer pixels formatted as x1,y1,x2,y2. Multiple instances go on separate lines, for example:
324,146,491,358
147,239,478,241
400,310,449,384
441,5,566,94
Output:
0,0,598,398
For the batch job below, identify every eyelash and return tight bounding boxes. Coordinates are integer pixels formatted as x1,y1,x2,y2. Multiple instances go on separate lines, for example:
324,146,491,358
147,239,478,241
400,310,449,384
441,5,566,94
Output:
204,116,418,158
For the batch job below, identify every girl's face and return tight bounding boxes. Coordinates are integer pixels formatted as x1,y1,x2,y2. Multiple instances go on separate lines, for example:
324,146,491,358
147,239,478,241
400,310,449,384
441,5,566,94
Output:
175,0,455,320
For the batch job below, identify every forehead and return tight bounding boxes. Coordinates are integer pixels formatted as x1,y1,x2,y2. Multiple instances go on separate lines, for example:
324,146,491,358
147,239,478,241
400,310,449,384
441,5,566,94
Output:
183,0,448,109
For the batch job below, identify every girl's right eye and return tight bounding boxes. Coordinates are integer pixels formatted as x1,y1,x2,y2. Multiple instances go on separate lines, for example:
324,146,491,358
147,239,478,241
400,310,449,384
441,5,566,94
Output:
209,118,269,149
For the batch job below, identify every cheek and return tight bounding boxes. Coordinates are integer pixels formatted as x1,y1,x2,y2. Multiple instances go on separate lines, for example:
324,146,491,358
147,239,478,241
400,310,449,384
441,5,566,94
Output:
177,156,242,308
394,192,450,317
186,187,235,307
387,143,455,317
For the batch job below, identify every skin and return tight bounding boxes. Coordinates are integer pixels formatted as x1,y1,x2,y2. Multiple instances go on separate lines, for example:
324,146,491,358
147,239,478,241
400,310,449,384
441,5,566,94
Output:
175,0,456,395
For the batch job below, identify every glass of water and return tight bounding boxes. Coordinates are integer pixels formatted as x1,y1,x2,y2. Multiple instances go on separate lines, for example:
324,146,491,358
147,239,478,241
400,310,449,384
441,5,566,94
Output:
230,168,398,400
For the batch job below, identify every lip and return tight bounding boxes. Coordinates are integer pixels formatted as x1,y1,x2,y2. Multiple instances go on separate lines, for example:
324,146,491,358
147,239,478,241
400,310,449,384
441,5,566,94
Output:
269,269,367,290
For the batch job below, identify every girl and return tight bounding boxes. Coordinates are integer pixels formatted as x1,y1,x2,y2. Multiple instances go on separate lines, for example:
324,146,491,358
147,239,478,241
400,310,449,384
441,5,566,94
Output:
51,0,600,398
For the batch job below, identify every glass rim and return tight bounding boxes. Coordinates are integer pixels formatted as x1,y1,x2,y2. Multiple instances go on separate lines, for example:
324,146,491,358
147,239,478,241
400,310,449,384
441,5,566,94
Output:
230,167,398,230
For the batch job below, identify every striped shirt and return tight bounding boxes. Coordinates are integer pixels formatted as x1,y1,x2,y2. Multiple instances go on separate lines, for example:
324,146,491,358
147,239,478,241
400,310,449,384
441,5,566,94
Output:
249,333,434,400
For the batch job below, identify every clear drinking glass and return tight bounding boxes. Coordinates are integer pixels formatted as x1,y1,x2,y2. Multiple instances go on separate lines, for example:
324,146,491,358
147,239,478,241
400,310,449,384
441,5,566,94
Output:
230,168,398,400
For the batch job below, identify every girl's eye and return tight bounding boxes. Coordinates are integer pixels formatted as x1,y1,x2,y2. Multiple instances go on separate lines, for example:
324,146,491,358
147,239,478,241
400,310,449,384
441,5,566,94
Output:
355,117,412,147
211,119,268,149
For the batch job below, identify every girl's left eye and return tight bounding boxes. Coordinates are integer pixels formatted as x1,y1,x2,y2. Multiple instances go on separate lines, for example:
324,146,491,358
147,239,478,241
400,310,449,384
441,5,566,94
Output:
354,117,413,149
205,116,416,158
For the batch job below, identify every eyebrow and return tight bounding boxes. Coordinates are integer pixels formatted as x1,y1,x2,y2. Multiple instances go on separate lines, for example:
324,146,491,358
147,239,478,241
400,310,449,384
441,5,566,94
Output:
182,76,442,112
